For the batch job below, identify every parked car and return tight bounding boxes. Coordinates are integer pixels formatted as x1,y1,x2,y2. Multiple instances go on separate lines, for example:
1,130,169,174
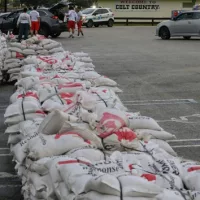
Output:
0,1,70,38
82,8,114,28
156,10,200,40
0,12,10,18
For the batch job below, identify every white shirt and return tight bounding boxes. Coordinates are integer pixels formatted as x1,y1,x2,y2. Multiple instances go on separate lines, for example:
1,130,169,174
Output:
77,11,83,21
67,10,77,22
17,13,31,25
30,10,40,22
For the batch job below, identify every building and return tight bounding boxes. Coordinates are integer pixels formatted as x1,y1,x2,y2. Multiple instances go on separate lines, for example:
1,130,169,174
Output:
97,0,200,18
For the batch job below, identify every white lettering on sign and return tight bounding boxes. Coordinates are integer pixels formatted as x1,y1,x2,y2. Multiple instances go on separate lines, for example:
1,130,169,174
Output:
115,0,160,12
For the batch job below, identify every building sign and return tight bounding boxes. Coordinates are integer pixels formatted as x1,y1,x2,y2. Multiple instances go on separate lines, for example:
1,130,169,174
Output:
115,0,160,12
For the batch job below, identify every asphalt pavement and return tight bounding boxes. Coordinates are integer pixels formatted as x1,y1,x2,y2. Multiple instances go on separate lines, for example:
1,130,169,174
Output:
55,26,200,161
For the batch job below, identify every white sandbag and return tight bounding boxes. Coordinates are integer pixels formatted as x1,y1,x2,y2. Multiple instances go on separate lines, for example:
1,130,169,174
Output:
128,116,162,131
8,47,23,53
23,49,36,55
181,161,200,191
15,76,40,90
156,189,185,200
135,129,176,140
49,47,64,54
118,175,162,197
4,99,41,118
43,42,61,50
27,132,93,160
5,111,46,125
38,110,79,135
96,109,129,138
8,133,24,145
36,50,49,55
11,132,39,163
4,58,21,65
7,67,21,74
103,127,138,151
150,139,177,156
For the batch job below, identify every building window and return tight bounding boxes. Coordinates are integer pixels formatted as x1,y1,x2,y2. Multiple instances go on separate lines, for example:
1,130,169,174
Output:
182,2,193,8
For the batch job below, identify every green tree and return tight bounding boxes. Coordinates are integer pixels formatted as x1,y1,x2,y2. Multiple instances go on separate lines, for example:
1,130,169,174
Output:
192,0,196,5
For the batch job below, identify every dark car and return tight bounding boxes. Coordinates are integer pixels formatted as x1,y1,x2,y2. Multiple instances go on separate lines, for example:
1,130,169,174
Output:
0,2,69,38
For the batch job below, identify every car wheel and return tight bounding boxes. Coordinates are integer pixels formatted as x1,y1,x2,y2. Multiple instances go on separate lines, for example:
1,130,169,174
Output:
107,19,114,27
94,24,99,27
86,20,93,28
51,32,61,38
183,36,191,40
39,26,49,38
159,27,170,40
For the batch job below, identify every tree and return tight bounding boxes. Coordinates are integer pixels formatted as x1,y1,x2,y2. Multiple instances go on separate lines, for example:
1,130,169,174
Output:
192,0,196,5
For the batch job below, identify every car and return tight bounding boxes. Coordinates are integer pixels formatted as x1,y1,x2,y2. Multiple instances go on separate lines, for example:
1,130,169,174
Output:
0,1,70,38
156,10,200,40
0,12,10,18
82,7,114,28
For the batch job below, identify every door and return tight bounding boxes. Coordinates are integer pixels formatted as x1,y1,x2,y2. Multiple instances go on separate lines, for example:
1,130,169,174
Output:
170,12,196,36
1,11,20,33
92,9,102,23
100,9,110,22
190,12,200,35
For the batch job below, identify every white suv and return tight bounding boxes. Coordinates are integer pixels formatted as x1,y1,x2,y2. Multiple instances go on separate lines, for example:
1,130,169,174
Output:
82,8,114,28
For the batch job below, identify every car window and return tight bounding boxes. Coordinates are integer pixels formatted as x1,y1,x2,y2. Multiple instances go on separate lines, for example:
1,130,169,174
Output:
7,12,19,19
82,8,95,15
93,9,101,15
192,12,200,19
109,9,112,12
101,9,109,14
38,10,46,16
176,12,193,20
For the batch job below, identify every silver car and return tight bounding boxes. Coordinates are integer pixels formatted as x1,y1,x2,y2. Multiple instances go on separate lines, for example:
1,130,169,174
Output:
156,10,200,40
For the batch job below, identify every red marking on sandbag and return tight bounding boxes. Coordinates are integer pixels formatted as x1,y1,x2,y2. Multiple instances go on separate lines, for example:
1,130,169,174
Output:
36,68,43,72
18,92,39,100
98,112,126,138
58,160,90,165
16,52,24,59
188,166,200,172
102,89,107,93
35,110,46,115
58,83,82,89
141,174,156,181
129,164,134,170
38,56,58,64
114,128,137,142
60,93,74,98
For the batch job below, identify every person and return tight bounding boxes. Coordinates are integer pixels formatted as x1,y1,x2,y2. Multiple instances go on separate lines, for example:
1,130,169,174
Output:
76,7,84,36
66,6,77,38
27,7,32,15
30,6,40,36
17,7,31,42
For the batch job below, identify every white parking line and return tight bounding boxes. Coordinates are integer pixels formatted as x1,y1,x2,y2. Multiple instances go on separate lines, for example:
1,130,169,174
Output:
122,99,198,106
172,145,200,148
168,139,200,142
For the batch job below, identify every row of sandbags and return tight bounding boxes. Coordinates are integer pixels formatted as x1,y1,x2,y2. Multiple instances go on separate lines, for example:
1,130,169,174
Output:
4,38,200,200
1,35,65,82
0,35,8,81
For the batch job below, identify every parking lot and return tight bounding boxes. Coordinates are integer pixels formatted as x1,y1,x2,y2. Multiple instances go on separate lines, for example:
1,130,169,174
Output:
55,26,200,161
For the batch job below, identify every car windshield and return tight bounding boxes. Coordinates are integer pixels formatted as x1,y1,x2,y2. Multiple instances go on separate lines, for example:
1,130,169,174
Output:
82,8,95,15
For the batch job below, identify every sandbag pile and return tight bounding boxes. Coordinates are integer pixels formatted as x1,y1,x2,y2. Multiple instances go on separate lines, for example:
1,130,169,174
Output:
1,35,65,82
4,39,200,200
0,34,8,81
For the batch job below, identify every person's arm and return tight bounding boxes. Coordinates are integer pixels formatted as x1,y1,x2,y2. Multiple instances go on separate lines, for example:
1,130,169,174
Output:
28,14,31,27
37,11,40,22
17,14,21,26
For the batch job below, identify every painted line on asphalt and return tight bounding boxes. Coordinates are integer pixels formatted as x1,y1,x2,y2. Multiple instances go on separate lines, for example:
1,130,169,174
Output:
122,99,198,106
172,145,200,148
168,139,200,142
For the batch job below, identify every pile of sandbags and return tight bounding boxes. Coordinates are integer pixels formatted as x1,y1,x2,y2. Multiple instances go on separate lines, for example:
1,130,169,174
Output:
1,35,65,82
0,34,8,82
4,40,200,200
